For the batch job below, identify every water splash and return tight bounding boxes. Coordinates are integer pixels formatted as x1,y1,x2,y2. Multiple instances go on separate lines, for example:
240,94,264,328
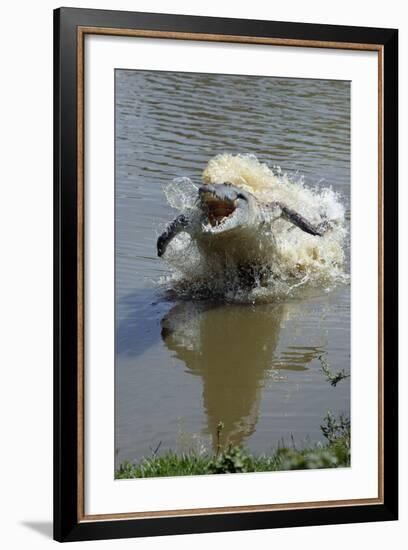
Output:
160,154,349,302
163,177,198,211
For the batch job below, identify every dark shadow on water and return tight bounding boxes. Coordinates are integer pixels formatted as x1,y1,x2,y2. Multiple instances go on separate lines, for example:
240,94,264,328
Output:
115,287,175,357
21,521,53,539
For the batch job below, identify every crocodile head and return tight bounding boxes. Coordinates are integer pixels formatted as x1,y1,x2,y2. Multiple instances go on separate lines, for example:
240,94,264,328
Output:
198,183,259,235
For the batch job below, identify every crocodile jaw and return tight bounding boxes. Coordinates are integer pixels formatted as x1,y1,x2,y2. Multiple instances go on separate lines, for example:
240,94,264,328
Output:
198,184,250,235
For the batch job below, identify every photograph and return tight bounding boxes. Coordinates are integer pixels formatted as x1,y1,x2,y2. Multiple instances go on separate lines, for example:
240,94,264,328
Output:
0,0,402,547
51,6,398,543
114,69,351,479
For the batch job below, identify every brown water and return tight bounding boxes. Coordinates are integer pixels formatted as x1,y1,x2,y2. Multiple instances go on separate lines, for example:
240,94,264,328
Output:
115,69,350,468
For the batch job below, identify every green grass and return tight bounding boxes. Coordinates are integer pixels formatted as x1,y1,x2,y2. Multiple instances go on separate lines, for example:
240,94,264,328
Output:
116,412,350,479
319,355,350,387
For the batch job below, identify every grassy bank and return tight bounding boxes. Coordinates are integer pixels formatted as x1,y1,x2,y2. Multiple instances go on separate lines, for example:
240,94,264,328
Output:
116,412,350,479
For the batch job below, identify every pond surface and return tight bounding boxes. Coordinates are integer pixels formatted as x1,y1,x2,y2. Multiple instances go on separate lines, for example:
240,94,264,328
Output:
115,69,350,468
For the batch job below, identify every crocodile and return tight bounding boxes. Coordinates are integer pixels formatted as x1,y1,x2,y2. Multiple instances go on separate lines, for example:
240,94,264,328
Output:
157,182,325,264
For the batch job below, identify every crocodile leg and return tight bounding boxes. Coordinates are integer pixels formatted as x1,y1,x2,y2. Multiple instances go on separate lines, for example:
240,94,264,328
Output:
157,214,191,257
278,203,324,237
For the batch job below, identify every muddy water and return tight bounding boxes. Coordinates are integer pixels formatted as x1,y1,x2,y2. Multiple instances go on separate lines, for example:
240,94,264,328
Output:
115,69,350,468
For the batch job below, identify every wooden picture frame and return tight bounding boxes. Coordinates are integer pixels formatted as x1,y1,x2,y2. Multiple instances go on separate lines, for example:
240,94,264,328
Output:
54,7,398,542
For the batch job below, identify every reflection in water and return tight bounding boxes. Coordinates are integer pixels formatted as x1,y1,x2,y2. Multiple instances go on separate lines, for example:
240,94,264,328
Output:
161,301,323,451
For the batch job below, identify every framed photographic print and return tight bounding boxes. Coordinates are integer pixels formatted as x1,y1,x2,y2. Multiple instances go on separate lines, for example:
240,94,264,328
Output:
54,7,398,542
